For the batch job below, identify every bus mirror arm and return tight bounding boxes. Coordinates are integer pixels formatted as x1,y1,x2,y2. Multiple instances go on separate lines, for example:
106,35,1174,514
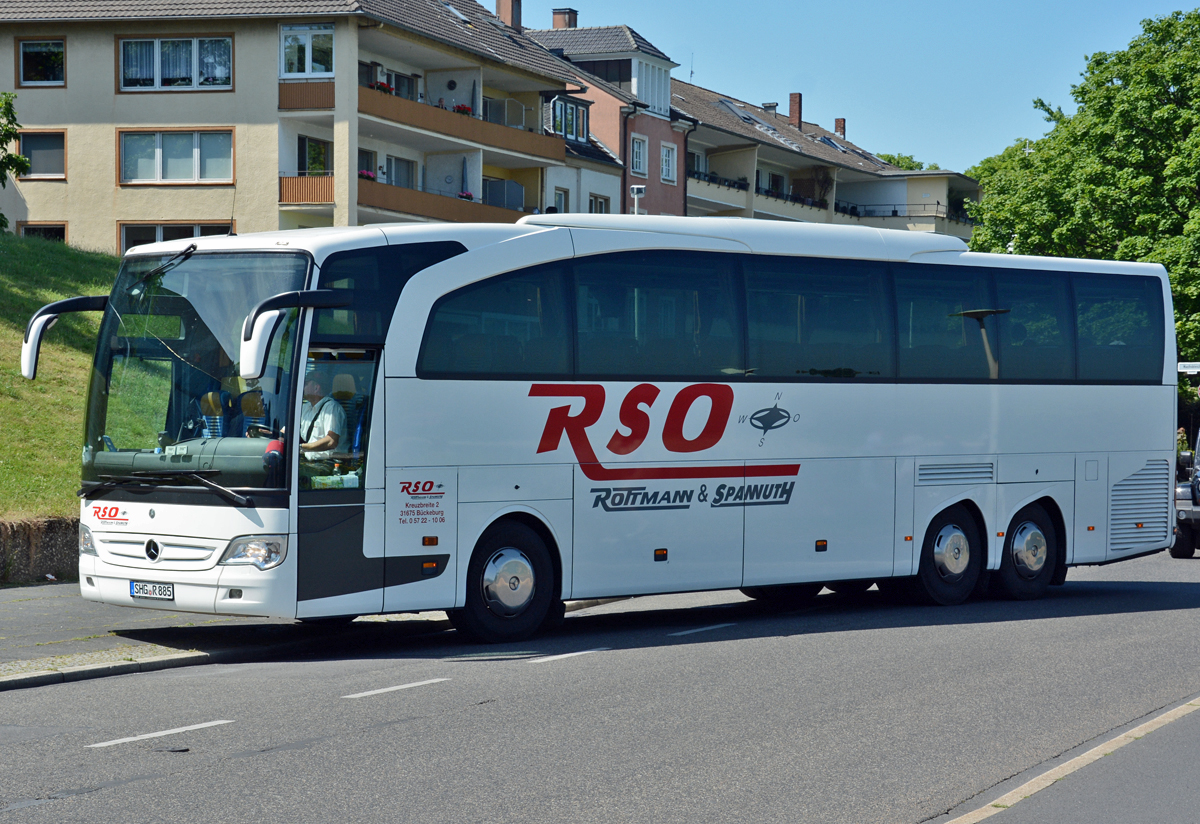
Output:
240,290,351,381
21,295,109,381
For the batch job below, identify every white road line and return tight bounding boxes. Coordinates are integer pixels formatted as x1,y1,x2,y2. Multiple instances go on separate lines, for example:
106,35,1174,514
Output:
87,720,235,749
343,677,449,699
527,648,610,664
947,699,1200,823
668,623,736,637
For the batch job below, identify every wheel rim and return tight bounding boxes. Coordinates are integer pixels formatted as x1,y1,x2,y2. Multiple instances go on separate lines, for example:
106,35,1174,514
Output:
933,524,970,580
481,547,536,617
1010,520,1047,580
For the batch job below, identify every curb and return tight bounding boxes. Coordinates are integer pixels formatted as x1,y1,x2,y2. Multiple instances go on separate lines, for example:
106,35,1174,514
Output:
0,598,625,692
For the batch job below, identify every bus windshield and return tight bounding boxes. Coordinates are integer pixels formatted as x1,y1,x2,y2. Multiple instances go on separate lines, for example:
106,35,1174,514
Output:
82,251,309,490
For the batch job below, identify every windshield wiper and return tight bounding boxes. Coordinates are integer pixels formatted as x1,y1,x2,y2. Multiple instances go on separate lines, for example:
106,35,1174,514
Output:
128,243,197,295
83,469,254,507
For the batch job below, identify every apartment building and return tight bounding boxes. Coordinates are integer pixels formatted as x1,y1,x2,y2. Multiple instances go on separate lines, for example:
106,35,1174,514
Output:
526,8,693,216
674,81,979,239
1,0,620,253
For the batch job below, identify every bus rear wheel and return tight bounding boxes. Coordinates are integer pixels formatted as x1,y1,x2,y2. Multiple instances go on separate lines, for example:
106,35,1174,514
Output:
454,521,554,643
994,504,1058,600
915,505,982,606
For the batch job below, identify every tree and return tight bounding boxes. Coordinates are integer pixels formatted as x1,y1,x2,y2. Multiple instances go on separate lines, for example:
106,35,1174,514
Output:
967,11,1200,364
0,92,31,231
877,152,940,171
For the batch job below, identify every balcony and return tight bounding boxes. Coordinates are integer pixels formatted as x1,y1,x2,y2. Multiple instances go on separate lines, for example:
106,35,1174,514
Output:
357,178,522,223
279,172,334,204
833,201,974,239
686,170,750,214
358,86,564,164
279,80,335,110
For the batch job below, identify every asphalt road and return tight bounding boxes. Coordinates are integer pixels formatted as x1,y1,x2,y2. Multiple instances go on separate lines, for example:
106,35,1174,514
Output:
5,552,1200,823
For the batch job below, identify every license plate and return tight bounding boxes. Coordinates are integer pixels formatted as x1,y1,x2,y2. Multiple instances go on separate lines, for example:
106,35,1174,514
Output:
130,581,174,601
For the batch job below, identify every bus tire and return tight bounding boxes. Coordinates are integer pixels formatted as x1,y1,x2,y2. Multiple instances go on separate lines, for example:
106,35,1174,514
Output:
915,505,982,606
740,583,821,608
1171,525,1196,559
995,504,1058,600
455,521,554,643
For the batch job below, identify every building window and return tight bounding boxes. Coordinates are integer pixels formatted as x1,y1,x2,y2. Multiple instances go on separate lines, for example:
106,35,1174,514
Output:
18,132,66,178
121,223,231,254
18,39,65,86
385,70,417,100
120,37,232,91
552,98,589,142
588,194,609,214
357,148,376,181
554,188,569,214
120,130,233,183
18,223,66,242
298,135,332,175
630,135,647,176
280,23,334,77
660,143,677,183
386,156,415,188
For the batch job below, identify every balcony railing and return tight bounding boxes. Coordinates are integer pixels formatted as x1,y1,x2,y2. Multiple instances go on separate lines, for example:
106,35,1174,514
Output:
280,171,334,204
834,201,974,224
358,178,523,223
754,186,827,210
687,169,749,191
279,80,335,110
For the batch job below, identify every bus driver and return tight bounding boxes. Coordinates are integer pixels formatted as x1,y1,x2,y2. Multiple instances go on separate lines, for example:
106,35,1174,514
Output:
299,369,347,460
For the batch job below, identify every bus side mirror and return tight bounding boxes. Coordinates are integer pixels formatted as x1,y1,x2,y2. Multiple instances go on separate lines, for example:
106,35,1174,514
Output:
240,289,351,380
22,295,109,380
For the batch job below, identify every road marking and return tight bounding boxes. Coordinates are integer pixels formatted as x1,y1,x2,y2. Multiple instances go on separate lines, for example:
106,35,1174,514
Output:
668,622,736,637
946,699,1200,823
343,678,449,699
87,720,235,748
527,648,610,664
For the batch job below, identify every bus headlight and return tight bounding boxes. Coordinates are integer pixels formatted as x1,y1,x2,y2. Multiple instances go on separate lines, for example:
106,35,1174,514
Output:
219,535,287,571
79,524,97,556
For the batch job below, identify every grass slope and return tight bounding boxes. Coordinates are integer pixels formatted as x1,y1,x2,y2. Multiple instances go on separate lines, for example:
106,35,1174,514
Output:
0,233,120,519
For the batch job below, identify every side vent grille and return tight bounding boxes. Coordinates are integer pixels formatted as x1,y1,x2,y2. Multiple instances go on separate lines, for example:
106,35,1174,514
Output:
917,462,995,485
1110,460,1170,552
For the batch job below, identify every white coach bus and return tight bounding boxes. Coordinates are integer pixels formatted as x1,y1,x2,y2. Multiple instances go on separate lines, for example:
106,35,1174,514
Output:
22,216,1175,642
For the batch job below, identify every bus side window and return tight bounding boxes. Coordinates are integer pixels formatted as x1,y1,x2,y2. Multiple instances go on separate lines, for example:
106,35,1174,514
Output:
300,350,378,491
1073,273,1164,382
995,271,1074,381
894,265,995,380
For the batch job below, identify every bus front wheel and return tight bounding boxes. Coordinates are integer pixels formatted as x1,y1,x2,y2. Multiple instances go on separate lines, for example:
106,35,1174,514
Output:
453,521,555,643
916,505,982,606
994,504,1059,600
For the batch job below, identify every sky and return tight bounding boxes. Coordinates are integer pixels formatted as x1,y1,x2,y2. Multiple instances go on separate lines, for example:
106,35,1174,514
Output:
518,0,1188,175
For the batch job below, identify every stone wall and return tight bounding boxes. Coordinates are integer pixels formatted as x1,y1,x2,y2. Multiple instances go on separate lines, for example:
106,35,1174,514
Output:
1,519,79,584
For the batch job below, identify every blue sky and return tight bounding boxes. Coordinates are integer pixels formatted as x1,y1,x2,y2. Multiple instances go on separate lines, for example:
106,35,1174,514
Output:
519,1,1187,175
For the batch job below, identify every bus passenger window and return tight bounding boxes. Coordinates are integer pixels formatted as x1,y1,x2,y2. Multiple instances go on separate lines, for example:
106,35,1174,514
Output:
894,265,996,380
1073,274,1164,382
746,257,893,379
417,265,571,377
574,251,743,378
995,271,1074,381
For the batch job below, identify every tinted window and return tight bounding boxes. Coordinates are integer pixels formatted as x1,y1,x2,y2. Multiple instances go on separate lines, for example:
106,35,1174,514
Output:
895,264,997,380
995,271,1074,381
1074,274,1164,382
419,264,571,376
316,241,465,344
747,257,893,379
575,251,743,378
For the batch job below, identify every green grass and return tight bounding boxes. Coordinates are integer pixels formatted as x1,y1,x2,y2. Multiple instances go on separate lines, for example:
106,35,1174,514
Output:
0,233,120,519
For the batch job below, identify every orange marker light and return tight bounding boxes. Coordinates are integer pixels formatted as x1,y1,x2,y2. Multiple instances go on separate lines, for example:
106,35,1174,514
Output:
1136,523,1144,528
997,532,1004,537
904,536,913,542
422,536,438,546
1088,526,1095,531
654,548,668,562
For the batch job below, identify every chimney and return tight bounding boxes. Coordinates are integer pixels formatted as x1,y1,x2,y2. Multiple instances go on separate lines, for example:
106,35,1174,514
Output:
835,118,845,139
789,92,802,128
552,7,578,28
497,0,522,30
762,102,778,115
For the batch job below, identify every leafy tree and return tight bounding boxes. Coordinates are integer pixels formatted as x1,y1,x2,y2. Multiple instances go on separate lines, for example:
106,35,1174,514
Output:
877,152,940,171
0,92,31,232
967,10,1200,367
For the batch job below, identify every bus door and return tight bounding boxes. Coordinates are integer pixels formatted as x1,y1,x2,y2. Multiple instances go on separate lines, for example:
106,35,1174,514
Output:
295,349,385,618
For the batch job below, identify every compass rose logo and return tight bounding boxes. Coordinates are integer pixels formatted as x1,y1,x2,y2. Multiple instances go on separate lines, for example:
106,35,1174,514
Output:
749,404,791,433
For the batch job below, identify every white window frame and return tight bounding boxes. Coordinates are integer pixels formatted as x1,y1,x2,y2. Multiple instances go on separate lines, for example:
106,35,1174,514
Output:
630,134,648,177
279,23,335,79
554,188,570,213
660,142,677,184
120,130,234,184
588,194,609,214
119,36,232,91
121,223,232,254
552,98,589,142
18,40,65,87
18,131,66,179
